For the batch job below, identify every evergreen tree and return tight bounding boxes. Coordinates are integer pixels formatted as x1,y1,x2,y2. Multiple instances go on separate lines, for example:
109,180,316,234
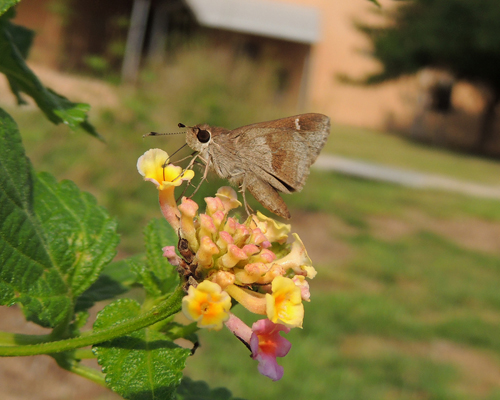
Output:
359,0,500,151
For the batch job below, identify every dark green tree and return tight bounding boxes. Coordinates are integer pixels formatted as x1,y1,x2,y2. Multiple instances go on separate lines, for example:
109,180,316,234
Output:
358,0,500,152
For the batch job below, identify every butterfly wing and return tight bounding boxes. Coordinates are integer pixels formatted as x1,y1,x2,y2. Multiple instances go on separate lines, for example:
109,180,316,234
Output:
233,113,330,192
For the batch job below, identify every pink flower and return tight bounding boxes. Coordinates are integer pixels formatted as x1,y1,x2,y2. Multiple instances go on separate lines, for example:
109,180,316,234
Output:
224,315,291,381
250,319,291,381
162,245,181,266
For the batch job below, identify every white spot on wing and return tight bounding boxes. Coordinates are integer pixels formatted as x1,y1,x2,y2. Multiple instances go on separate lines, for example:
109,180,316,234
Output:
295,118,301,130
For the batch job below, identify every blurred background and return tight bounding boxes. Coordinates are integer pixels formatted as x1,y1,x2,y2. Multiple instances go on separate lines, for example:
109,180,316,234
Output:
2,0,500,399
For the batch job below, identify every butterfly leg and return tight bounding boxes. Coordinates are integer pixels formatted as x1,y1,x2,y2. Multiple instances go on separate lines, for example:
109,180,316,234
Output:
184,152,202,171
175,180,193,203
188,156,211,198
239,181,254,216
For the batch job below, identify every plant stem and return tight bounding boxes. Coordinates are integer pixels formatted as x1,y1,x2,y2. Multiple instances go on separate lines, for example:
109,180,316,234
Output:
0,285,184,357
74,348,95,359
59,359,107,387
0,331,51,346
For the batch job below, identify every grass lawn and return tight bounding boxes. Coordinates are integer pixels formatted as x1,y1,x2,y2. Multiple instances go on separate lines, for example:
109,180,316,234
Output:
183,171,500,400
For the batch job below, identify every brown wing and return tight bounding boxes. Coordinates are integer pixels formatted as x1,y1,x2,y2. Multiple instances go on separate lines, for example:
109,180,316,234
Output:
233,113,330,191
244,173,291,219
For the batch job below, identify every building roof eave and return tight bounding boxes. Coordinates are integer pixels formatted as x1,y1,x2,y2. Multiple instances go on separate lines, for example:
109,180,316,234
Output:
184,0,320,44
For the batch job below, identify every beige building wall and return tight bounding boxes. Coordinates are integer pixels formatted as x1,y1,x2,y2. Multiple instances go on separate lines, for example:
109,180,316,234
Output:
272,0,416,129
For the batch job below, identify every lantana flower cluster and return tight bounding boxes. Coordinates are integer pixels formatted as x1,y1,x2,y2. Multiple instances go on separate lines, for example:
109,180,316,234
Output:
138,148,316,381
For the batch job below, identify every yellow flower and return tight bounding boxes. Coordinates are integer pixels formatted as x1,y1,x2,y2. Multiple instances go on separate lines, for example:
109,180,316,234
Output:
266,276,304,328
252,212,290,244
216,186,242,212
137,148,194,190
225,284,267,315
137,149,194,231
182,280,231,330
272,234,316,279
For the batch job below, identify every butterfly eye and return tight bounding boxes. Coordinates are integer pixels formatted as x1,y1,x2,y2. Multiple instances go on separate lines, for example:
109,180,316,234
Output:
196,129,211,143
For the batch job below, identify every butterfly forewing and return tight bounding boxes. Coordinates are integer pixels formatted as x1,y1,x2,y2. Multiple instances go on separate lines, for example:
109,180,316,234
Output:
233,113,330,191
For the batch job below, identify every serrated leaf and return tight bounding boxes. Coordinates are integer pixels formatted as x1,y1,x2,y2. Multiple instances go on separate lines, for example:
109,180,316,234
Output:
93,299,191,400
0,15,102,139
140,219,179,296
176,377,246,400
0,109,119,327
0,1,20,17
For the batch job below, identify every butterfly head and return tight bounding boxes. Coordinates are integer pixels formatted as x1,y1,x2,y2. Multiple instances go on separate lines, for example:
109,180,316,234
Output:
184,123,213,155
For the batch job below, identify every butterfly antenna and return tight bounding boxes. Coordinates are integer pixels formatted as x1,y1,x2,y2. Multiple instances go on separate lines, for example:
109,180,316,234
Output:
144,123,188,137
143,131,185,138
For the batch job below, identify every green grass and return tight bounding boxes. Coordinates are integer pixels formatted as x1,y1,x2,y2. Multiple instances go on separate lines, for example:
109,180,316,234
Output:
3,48,500,399
287,170,500,222
327,123,500,185
183,172,500,399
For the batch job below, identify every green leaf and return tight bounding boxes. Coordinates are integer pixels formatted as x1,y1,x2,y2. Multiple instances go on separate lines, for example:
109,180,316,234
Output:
0,15,102,139
0,109,119,327
131,259,163,298
0,1,20,17
0,108,29,307
366,0,381,6
75,258,138,311
93,299,191,400
0,280,14,304
76,255,149,311
34,172,120,296
162,321,198,344
103,258,140,287
2,15,33,105
135,219,179,297
176,377,246,400
72,310,90,331
75,274,129,312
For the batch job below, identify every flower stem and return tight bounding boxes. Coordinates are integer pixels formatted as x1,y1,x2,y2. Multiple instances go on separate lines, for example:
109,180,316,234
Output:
0,285,184,357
